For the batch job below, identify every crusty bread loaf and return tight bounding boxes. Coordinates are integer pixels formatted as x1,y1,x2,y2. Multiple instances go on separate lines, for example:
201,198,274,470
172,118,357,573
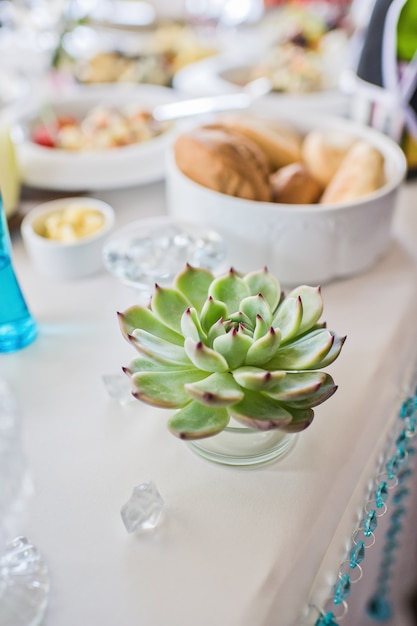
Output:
208,115,302,171
320,141,385,204
174,126,271,201
270,162,322,204
302,129,357,187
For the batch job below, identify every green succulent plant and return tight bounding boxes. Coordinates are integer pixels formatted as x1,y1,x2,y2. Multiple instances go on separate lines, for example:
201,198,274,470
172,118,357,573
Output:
118,265,345,440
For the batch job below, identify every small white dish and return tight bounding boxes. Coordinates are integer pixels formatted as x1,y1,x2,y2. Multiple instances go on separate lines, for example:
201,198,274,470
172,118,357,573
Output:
11,84,180,191
21,197,115,280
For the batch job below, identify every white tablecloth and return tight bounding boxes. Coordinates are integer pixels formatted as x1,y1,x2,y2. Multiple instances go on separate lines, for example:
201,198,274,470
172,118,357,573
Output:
1,179,417,626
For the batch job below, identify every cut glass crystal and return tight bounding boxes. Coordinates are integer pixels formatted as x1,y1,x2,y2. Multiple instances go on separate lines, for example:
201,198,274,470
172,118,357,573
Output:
375,481,388,508
350,540,365,568
333,573,351,605
102,216,227,293
364,510,377,536
102,374,134,406
120,480,164,533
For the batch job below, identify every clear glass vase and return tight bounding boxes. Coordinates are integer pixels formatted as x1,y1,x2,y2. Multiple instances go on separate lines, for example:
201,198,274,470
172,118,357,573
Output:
187,420,296,467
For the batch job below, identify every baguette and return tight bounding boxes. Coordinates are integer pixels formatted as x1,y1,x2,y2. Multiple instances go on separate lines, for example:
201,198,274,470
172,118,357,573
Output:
320,141,385,205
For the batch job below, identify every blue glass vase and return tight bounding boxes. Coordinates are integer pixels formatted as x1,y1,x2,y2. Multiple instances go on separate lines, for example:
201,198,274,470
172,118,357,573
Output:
0,197,37,353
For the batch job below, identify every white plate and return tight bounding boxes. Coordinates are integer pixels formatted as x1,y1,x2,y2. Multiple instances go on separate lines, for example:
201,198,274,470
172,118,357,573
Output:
173,54,350,116
10,83,181,191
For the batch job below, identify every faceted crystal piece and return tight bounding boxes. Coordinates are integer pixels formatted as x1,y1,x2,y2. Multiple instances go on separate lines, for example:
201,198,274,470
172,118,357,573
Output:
102,374,134,406
350,540,365,568
405,417,416,435
386,455,400,480
334,574,351,604
375,481,388,508
120,480,164,533
364,510,377,536
102,217,227,292
0,536,49,626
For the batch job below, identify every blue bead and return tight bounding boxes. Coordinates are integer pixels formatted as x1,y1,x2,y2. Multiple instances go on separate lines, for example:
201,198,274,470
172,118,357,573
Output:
375,481,388,508
334,574,351,604
400,399,411,418
405,417,416,435
350,540,365,568
366,595,393,620
386,456,400,479
364,510,377,536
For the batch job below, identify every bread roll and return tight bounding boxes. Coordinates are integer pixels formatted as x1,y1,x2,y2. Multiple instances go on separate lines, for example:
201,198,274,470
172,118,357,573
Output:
209,115,302,170
174,126,271,201
270,163,322,204
302,129,356,186
320,141,385,205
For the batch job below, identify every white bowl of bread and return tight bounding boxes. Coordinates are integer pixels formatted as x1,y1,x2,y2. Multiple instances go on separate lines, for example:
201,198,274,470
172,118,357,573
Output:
166,111,407,286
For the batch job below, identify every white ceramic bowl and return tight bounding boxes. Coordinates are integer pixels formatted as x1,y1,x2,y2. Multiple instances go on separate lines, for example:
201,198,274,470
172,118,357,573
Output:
173,55,350,116
11,84,180,191
166,112,407,286
21,197,115,280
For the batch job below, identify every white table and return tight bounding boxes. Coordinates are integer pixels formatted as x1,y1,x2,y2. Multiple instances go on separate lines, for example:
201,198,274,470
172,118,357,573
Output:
1,179,417,626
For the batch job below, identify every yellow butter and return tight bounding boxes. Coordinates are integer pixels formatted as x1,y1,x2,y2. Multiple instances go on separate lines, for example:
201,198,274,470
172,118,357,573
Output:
42,205,105,242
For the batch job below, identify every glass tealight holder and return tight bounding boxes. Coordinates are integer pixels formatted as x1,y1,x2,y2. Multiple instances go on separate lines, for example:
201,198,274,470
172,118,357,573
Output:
102,216,227,298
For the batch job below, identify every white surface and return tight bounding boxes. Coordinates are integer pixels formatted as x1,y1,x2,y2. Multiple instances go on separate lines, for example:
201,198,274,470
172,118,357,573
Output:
173,54,350,115
9,84,181,191
1,179,417,626
167,111,407,286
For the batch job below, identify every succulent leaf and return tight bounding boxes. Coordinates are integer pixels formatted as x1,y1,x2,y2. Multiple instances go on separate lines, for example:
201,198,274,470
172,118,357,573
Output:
253,314,270,341
278,407,315,433
125,355,191,375
279,375,337,408
227,310,253,329
118,307,184,346
272,296,303,344
232,366,286,391
151,285,191,333
313,334,347,368
200,297,228,334
243,268,281,310
185,372,244,406
129,329,191,366
180,307,206,342
286,285,323,335
174,265,214,312
212,327,253,369
265,329,333,370
230,389,293,429
240,294,272,327
266,371,327,400
207,318,226,346
168,401,230,439
131,369,207,408
184,337,229,372
208,268,250,312
245,327,281,367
